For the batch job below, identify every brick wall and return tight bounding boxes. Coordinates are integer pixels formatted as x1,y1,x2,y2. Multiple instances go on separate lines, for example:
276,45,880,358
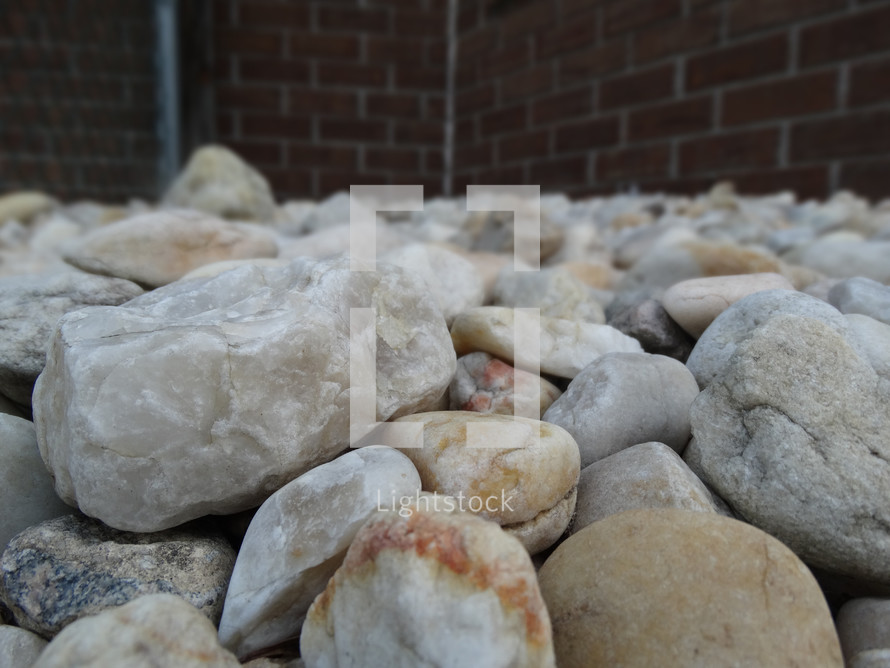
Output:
455,0,890,200
0,1,159,201
212,0,448,200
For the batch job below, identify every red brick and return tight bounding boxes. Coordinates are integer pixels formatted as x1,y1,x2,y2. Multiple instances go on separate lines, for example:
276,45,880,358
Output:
288,33,359,60
289,89,357,115
501,66,552,102
555,117,620,151
687,34,787,91
605,0,682,36
840,159,890,200
288,144,357,169
216,112,235,138
426,39,448,66
425,149,444,172
217,84,281,110
319,171,381,195
475,165,526,185
225,140,282,166
456,118,476,144
395,120,444,144
480,104,528,136
425,96,445,120
792,110,890,161
729,0,844,36
559,42,627,85
215,28,282,55
456,59,478,89
536,14,598,59
456,84,496,115
529,155,587,187
629,96,712,140
801,5,890,68
501,1,557,41
637,175,714,194
598,144,671,181
239,58,310,84
367,93,421,118
366,148,420,171
394,9,444,36
532,87,593,125
264,168,312,198
722,71,837,126
241,113,311,139
455,141,494,170
318,7,390,33
850,57,890,107
459,25,499,60
239,2,309,27
318,62,387,87
320,119,388,142
726,166,829,199
366,36,425,64
396,66,445,90
480,43,531,79
600,64,674,110
634,7,720,63
680,128,780,173
499,129,551,162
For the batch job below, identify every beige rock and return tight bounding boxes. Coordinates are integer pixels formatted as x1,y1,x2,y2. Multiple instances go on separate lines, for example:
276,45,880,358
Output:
180,257,290,280
538,508,843,668
662,272,794,338
392,411,580,554
32,594,240,668
558,260,619,290
0,192,55,225
300,501,555,667
837,598,890,664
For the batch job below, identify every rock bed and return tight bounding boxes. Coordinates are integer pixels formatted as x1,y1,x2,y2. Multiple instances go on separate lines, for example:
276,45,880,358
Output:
0,146,889,666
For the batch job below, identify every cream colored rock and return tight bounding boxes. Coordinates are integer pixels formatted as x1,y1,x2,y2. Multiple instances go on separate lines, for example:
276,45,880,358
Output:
0,626,47,668
662,272,793,338
393,411,580,553
180,257,290,280
558,260,619,290
162,145,278,222
451,306,642,379
538,508,843,668
837,598,890,664
62,209,278,287
32,594,240,668
572,442,720,533
218,447,421,660
300,501,555,668
0,192,55,225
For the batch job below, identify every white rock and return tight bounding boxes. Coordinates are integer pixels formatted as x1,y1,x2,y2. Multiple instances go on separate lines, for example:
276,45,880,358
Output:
0,415,71,552
275,222,408,261
32,594,240,667
492,266,606,324
33,257,455,531
300,501,556,668
62,209,278,288
784,239,890,283
180,257,290,280
543,353,699,467
162,145,278,222
218,447,421,660
451,306,642,379
0,626,47,668
837,598,890,665
829,277,890,326
662,272,793,338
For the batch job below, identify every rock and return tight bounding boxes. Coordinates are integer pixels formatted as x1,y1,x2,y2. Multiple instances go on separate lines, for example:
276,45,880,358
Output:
464,208,564,262
32,593,240,667
437,247,511,301
300,500,556,667
381,243,484,325
0,514,234,637
492,266,606,324
784,239,890,283
161,145,277,222
0,415,71,552
558,260,619,290
392,411,579,554
180,257,290,280
451,306,642,379
0,272,143,406
543,353,699,467
837,598,890,664
572,442,720,533
662,272,794,338
0,626,47,668
33,257,455,531
449,352,561,418
686,314,890,587
0,192,55,225
218,447,421,660
276,221,407,261
850,649,890,668
62,209,278,288
606,295,695,361
538,508,843,668
829,277,890,325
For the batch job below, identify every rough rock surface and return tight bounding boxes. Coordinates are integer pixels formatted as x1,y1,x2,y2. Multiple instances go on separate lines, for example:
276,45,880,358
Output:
392,411,580,554
218,447,421,660
0,415,71,552
449,352,561,417
538,508,843,668
161,145,278,222
606,295,695,361
0,626,48,668
543,352,699,467
0,514,234,637
33,257,455,531
451,306,642,378
300,501,556,667
62,209,279,288
687,314,890,586
0,272,143,406
32,594,240,668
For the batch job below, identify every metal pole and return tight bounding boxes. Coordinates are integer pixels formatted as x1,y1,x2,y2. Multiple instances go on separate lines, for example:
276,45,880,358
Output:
155,0,181,195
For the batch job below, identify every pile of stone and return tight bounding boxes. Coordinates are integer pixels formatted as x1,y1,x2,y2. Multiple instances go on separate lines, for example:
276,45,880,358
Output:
0,145,889,667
